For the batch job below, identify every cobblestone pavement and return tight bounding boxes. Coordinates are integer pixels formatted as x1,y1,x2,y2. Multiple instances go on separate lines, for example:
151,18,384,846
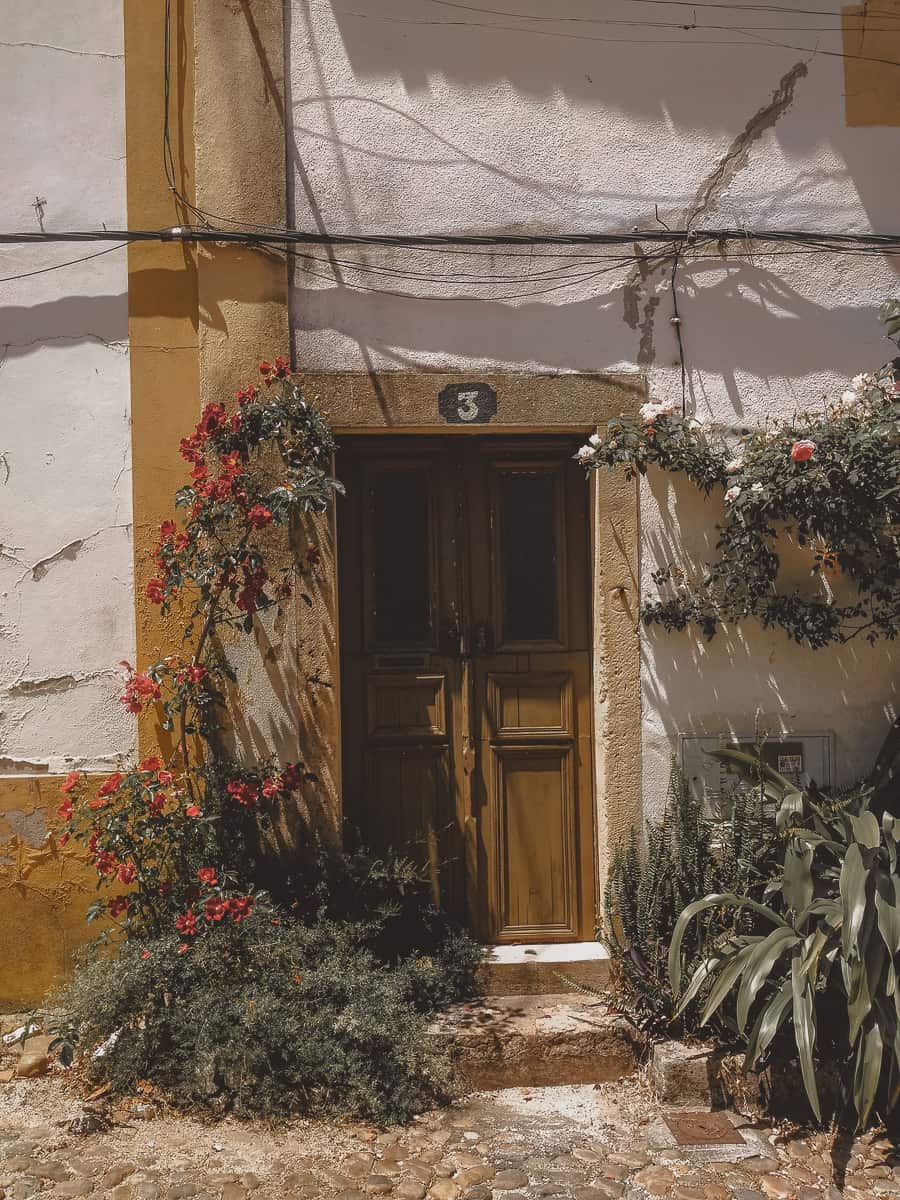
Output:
0,1074,898,1200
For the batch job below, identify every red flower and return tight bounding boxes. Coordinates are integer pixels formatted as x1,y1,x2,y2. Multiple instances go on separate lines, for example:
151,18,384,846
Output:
121,672,161,714
187,664,207,683
197,868,218,886
174,532,190,552
140,756,163,773
261,777,282,800
147,791,166,814
281,763,305,791
146,578,166,605
58,832,70,847
88,796,109,810
158,770,175,785
197,402,227,439
228,896,254,923
108,896,130,918
226,778,259,807
57,797,74,822
178,943,190,955
59,770,81,794
185,804,201,818
258,360,272,376
175,910,198,936
236,385,259,406
141,948,151,960
97,772,124,798
159,520,176,541
790,439,816,462
95,851,118,878
230,412,243,433
116,862,137,885
273,355,290,377
247,504,273,530
204,897,229,923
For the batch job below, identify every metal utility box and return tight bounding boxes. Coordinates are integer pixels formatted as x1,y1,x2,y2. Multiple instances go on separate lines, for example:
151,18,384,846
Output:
679,732,835,815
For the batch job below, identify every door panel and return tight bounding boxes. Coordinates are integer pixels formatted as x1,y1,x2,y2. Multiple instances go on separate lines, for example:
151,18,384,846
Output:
493,745,576,936
338,436,594,943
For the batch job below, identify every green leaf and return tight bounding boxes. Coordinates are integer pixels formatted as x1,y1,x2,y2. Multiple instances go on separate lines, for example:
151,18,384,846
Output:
841,843,870,961
735,926,799,1034
745,977,792,1068
849,812,880,850
783,841,814,914
676,955,723,1013
697,942,759,1026
875,873,900,957
853,1017,884,1129
791,949,822,1121
668,893,787,996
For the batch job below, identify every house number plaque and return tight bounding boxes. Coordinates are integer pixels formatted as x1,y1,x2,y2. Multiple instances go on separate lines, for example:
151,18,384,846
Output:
438,382,497,424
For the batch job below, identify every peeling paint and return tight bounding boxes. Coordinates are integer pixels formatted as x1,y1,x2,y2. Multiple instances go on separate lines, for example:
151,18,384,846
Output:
0,808,49,848
0,758,49,774
21,524,132,583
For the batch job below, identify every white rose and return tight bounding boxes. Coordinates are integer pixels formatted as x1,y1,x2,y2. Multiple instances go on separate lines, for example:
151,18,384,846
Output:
576,445,595,464
724,458,743,475
841,389,858,406
852,374,866,390
751,482,764,493
724,485,741,503
588,433,603,447
639,402,660,423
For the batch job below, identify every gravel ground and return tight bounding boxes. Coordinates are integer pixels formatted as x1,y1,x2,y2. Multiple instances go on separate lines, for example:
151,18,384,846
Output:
1,1069,899,1200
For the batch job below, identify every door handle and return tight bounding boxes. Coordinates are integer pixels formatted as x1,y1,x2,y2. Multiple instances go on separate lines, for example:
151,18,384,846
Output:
443,615,468,656
472,621,493,655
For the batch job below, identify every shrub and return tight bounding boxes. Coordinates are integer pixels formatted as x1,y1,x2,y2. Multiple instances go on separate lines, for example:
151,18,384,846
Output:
56,908,475,1124
669,746,900,1130
49,362,481,1121
603,761,779,1033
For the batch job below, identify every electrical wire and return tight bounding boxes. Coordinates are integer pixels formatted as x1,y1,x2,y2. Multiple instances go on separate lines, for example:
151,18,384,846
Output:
0,242,128,285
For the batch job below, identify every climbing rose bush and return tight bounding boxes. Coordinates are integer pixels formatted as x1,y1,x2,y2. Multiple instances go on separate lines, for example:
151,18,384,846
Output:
577,354,900,648
57,359,342,946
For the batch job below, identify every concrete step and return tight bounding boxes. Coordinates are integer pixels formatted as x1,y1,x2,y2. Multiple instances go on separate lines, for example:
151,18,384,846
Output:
431,992,642,1091
478,942,610,996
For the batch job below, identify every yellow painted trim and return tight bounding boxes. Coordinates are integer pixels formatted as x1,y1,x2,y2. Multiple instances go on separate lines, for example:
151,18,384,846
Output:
125,0,200,760
842,2,900,127
0,776,103,1009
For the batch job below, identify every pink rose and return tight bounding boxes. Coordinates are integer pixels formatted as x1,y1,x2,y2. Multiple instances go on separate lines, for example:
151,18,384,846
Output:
790,440,816,462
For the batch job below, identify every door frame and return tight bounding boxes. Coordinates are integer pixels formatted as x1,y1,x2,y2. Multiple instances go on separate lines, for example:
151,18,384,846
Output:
301,371,644,928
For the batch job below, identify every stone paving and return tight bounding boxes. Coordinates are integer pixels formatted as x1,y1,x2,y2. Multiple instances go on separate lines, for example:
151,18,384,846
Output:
0,1073,898,1200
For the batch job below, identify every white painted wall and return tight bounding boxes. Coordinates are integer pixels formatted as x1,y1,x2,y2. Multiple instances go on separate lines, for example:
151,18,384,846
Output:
287,0,900,817
0,1,134,773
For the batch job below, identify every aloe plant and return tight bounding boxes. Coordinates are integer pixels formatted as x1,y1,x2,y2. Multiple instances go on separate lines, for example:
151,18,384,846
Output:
668,747,900,1129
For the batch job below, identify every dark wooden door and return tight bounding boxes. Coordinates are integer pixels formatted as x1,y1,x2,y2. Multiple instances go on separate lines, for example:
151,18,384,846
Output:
338,437,594,941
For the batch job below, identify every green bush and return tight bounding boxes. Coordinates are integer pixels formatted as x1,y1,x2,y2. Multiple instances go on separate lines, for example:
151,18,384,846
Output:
669,746,900,1130
55,881,481,1124
602,761,779,1033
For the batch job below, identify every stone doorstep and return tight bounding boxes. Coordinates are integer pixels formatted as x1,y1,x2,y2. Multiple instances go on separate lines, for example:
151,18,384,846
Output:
430,992,643,1091
478,942,611,997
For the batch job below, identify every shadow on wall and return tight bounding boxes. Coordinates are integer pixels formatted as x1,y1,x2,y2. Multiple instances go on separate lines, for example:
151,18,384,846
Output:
287,0,900,390
639,471,900,789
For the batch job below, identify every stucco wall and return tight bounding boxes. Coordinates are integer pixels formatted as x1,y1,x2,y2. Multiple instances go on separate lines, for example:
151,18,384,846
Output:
287,0,900,821
0,1,132,1002
0,0,133,775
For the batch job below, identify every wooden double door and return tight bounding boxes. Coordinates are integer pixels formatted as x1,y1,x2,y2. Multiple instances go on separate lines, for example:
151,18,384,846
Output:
338,436,595,943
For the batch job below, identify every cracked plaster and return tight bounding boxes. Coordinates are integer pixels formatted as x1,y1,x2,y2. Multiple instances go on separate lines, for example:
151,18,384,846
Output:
1,0,133,774
288,0,900,820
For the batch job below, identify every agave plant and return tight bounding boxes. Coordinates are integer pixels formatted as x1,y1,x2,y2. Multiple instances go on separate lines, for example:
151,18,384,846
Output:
668,746,900,1129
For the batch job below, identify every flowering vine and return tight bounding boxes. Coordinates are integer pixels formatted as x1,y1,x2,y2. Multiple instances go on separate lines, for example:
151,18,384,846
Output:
58,359,343,947
577,344,900,650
